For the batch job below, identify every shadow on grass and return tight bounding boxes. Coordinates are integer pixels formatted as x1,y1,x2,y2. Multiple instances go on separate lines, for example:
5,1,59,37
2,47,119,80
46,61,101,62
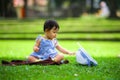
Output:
1,57,120,67
0,38,120,42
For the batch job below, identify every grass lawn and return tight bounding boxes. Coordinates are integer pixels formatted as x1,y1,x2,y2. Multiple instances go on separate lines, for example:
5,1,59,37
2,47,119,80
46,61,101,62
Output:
0,40,120,80
0,16,120,80
0,16,120,33
0,16,120,41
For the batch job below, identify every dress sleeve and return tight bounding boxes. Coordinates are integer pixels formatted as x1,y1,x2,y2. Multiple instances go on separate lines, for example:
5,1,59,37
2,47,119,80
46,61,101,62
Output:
54,38,59,47
35,35,42,41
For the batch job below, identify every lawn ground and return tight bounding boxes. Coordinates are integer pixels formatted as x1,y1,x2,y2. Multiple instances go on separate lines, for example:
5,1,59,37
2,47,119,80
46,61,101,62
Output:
0,40,120,80
0,16,120,41
0,16,120,80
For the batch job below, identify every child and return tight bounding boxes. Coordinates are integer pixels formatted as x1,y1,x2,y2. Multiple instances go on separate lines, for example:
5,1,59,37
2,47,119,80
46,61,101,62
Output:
28,20,75,63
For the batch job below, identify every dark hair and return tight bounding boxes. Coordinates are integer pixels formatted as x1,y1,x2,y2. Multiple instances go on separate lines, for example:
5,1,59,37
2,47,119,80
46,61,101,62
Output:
44,20,59,32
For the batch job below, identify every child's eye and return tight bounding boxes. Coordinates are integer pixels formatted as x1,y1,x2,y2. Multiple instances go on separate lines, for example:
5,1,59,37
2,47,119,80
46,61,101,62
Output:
53,31,57,33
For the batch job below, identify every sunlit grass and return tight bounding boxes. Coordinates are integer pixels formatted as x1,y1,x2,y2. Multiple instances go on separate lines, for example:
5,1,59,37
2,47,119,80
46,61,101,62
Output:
0,40,120,59
0,16,120,33
0,16,120,80
0,40,120,80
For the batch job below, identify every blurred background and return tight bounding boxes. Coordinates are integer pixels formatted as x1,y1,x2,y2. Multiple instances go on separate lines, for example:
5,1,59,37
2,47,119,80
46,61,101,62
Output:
0,1,120,79
0,0,120,41
0,0,120,19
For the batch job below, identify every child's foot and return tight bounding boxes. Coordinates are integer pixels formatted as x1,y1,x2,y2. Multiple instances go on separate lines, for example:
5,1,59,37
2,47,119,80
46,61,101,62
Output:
35,59,42,62
61,60,69,64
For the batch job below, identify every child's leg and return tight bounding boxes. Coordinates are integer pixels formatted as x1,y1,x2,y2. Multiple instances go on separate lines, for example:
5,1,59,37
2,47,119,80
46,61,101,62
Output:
53,54,64,62
27,56,39,62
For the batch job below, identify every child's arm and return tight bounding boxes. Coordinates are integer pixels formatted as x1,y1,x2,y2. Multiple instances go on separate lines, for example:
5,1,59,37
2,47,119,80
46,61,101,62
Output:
33,39,40,52
56,44,75,55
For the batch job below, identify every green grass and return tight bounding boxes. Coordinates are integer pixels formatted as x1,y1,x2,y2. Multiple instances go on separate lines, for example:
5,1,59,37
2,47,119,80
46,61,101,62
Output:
0,33,120,39
0,16,120,33
0,16,120,79
0,40,120,80
0,16,120,40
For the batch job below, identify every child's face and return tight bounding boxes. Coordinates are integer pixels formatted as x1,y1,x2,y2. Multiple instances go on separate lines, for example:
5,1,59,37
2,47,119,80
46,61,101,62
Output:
45,27,59,40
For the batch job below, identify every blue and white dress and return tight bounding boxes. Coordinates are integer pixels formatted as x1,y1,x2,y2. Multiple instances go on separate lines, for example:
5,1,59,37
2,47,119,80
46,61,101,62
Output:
30,35,58,60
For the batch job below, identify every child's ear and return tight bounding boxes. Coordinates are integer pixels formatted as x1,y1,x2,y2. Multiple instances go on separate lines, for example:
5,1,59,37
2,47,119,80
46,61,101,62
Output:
45,29,49,32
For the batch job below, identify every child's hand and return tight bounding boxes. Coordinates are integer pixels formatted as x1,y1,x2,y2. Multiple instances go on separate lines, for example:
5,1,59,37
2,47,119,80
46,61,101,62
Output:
68,52,76,55
33,46,39,52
